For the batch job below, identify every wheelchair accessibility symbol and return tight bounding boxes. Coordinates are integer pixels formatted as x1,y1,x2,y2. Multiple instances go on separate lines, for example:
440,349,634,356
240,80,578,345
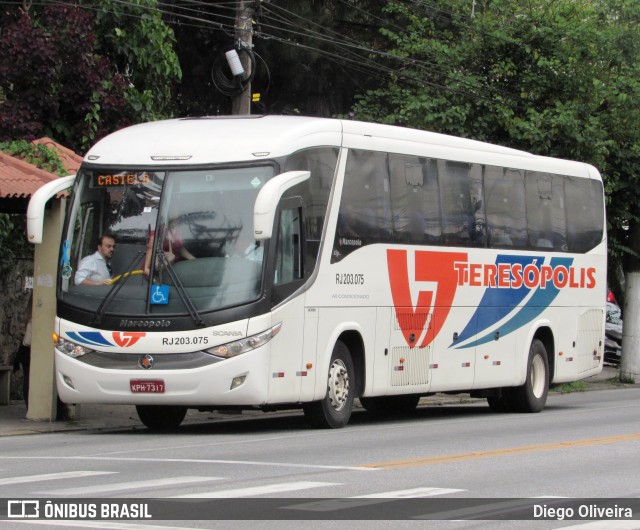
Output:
150,285,169,305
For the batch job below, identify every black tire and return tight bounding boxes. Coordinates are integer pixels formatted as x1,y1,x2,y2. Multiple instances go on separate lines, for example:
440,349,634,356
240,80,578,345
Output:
510,338,549,413
136,405,187,431
303,341,355,429
360,394,420,416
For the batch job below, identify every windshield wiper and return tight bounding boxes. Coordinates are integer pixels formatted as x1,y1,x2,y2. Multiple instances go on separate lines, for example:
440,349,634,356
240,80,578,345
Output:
147,222,204,327
152,250,204,327
92,250,144,326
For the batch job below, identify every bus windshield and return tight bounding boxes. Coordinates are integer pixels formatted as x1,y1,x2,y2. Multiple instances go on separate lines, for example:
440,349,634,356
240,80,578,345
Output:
59,165,275,318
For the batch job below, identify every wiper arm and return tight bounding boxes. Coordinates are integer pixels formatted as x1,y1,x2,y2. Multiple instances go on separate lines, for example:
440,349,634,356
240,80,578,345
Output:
146,222,203,327
154,250,204,327
92,250,144,326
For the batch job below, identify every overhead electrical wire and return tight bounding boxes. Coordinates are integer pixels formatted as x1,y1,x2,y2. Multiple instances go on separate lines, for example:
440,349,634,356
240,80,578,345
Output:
0,0,541,110
258,2,531,108
4,0,520,106
257,4,509,107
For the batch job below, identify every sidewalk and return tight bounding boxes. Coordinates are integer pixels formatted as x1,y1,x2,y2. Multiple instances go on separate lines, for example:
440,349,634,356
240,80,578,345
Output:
0,365,630,437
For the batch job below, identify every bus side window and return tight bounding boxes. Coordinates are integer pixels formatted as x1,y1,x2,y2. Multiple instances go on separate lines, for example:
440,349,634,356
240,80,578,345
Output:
71,202,98,271
272,204,304,306
565,176,605,253
274,206,303,286
469,163,486,246
440,160,475,246
485,166,526,248
526,172,568,251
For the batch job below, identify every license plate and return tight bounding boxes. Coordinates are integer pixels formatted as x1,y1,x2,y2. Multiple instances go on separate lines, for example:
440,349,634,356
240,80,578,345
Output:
130,380,165,393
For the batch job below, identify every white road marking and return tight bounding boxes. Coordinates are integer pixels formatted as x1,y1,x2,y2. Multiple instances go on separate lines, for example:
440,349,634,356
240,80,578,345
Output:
355,487,465,498
285,487,465,512
0,455,373,471
172,480,337,498
34,476,223,495
532,498,640,530
0,470,115,486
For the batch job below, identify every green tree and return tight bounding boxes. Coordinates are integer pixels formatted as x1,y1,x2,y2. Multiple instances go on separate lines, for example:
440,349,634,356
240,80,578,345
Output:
94,0,182,122
163,0,385,117
0,1,181,152
254,0,386,116
353,0,640,379
0,140,69,273
354,1,640,260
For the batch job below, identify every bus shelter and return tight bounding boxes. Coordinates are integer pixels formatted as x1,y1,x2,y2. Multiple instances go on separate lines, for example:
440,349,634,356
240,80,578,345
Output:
0,139,81,421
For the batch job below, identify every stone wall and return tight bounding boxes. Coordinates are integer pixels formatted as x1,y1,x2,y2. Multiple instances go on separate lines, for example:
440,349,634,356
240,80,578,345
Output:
0,257,34,399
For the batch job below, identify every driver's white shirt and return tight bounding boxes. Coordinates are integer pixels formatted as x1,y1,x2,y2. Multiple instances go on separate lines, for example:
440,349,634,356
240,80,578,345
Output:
74,251,111,285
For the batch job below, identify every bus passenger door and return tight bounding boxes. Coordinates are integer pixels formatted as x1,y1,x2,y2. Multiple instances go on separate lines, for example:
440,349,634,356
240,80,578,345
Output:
268,200,308,403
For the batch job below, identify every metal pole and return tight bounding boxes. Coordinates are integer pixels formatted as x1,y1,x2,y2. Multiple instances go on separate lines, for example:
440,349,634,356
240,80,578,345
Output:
231,0,253,115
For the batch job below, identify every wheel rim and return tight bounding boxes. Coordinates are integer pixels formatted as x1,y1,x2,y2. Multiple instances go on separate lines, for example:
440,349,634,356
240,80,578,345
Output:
530,353,546,398
327,359,350,412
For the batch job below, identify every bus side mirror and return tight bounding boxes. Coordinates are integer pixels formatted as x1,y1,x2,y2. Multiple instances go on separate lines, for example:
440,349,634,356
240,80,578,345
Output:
27,175,75,244
253,170,310,240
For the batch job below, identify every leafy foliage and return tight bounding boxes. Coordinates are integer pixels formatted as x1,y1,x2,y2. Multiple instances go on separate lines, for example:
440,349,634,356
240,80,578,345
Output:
0,5,126,152
94,0,182,122
253,0,385,116
352,0,640,290
1,0,640,297
0,140,69,270
0,212,32,275
164,0,384,116
0,140,67,176
0,1,180,152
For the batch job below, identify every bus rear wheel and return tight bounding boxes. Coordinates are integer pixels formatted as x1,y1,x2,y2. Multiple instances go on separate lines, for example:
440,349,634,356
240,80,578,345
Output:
303,340,355,429
136,405,187,431
510,338,549,413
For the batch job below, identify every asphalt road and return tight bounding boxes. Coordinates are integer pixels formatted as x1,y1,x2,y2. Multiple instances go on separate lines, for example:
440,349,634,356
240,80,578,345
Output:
0,385,638,529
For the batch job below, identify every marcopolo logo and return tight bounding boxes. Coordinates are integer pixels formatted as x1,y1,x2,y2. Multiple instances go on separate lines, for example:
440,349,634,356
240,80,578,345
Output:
120,319,171,328
387,249,597,350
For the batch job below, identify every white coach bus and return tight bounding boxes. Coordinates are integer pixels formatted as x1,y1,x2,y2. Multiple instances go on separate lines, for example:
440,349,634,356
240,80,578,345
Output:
29,116,606,430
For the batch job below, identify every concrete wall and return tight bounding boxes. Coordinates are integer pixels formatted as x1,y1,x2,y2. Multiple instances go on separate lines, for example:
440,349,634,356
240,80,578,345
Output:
0,199,66,418
0,257,33,400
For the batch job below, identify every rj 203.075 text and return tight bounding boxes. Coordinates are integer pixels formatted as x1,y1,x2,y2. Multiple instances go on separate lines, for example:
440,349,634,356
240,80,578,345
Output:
162,336,209,346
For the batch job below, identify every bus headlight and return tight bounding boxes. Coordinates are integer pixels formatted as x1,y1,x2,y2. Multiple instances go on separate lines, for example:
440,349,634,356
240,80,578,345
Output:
205,322,282,359
53,333,94,358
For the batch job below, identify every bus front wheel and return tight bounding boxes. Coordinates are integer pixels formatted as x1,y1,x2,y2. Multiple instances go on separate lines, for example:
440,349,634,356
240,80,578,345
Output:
136,405,187,431
510,338,549,413
303,340,355,429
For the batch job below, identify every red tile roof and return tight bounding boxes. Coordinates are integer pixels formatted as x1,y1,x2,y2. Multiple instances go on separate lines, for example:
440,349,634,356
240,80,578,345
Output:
32,138,82,174
0,138,82,199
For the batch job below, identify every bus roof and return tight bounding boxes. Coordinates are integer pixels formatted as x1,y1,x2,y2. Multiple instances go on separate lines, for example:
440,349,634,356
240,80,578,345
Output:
84,115,599,179
85,115,343,166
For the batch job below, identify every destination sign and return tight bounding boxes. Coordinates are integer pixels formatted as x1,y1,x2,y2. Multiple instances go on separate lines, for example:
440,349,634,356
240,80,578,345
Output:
93,172,152,187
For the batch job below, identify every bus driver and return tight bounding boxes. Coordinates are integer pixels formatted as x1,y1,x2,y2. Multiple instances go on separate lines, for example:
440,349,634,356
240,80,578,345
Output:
74,234,116,285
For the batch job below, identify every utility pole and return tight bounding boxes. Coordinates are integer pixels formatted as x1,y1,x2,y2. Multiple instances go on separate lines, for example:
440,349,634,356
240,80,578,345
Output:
231,0,254,115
